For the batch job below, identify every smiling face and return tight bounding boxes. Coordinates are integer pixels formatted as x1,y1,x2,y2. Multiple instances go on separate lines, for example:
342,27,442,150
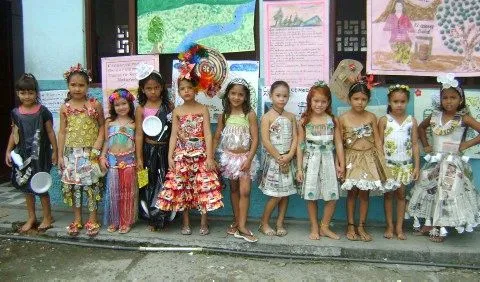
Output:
441,88,462,114
113,97,131,117
310,91,329,115
227,84,247,109
349,91,369,113
388,90,408,115
270,85,289,111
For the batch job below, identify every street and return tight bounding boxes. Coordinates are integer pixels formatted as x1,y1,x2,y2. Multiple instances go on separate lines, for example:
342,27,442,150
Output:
1,239,479,281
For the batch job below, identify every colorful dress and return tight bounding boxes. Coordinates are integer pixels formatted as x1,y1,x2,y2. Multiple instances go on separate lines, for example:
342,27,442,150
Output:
298,118,339,201
61,100,102,211
408,110,480,233
259,115,296,197
156,113,223,213
383,114,414,186
341,122,398,193
383,13,414,63
140,105,172,228
103,124,137,229
10,105,53,195
217,114,259,180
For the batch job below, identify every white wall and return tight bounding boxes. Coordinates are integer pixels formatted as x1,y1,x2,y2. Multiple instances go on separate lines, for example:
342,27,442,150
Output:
23,0,85,80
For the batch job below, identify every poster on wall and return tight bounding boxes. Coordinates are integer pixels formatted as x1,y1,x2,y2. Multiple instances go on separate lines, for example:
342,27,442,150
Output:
137,0,255,54
414,88,480,158
367,0,480,76
40,90,68,134
172,60,259,123
262,0,330,87
101,55,159,115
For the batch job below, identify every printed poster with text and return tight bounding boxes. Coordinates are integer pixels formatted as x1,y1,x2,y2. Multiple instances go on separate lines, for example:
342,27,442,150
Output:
263,0,330,87
101,55,159,116
367,0,480,76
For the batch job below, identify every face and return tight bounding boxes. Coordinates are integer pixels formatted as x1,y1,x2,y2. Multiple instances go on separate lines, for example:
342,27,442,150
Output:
113,98,130,117
68,74,88,100
441,88,462,113
17,90,37,107
228,85,247,108
143,79,162,102
349,91,369,112
310,91,329,115
388,91,408,115
270,85,289,110
395,2,403,13
178,79,196,101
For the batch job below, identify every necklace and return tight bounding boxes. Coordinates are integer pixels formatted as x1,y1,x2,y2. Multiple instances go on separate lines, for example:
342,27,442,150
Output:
272,106,284,116
431,113,461,136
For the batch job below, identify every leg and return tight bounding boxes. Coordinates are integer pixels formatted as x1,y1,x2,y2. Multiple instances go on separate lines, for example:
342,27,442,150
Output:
86,209,100,237
319,200,340,240
181,209,191,235
259,196,281,236
395,186,407,240
199,213,209,235
19,194,37,233
276,197,289,236
383,191,394,239
236,176,252,234
357,190,372,242
346,189,358,240
306,200,320,240
37,195,54,231
227,179,240,235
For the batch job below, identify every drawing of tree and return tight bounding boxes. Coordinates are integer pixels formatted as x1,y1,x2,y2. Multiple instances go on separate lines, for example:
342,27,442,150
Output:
148,16,165,53
436,0,480,70
273,8,283,27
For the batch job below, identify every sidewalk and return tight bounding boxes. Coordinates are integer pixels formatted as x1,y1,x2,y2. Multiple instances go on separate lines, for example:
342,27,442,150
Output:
1,200,479,267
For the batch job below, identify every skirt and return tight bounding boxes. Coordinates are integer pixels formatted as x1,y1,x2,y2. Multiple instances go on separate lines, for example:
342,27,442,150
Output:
218,150,259,180
259,153,296,197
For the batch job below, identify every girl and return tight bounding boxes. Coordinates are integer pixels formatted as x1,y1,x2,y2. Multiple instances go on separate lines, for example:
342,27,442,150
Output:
135,68,173,231
378,84,420,240
383,0,414,64
5,73,57,233
339,82,398,242
296,82,344,240
156,78,223,235
100,89,137,234
259,81,298,237
408,75,480,242
213,78,259,242
58,64,105,237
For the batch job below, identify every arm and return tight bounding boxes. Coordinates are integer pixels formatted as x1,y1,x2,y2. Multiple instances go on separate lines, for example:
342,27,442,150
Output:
212,112,224,152
45,119,58,165
167,109,179,170
334,117,345,180
57,104,67,170
285,114,298,162
240,111,259,171
377,116,387,149
93,101,105,151
134,107,144,169
100,119,110,172
459,115,480,152
411,117,420,180
260,114,281,161
418,114,432,153
371,114,383,153
202,106,215,170
295,119,305,182
5,126,15,167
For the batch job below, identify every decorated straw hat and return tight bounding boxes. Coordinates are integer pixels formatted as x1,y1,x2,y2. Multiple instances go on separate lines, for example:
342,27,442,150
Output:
330,59,363,102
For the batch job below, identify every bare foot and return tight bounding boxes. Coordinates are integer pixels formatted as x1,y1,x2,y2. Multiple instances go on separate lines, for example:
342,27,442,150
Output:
396,226,407,240
357,225,372,242
319,225,340,240
346,224,358,241
258,224,276,236
38,217,54,232
18,218,37,233
309,231,320,240
384,225,394,239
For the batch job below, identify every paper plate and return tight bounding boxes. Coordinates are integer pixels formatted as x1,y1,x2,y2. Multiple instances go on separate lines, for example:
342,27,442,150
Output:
194,47,228,97
142,116,163,136
30,172,52,194
330,59,363,102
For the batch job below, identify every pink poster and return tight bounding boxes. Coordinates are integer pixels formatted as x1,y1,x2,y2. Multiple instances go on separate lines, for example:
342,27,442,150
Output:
367,0,480,76
263,0,330,87
101,55,159,115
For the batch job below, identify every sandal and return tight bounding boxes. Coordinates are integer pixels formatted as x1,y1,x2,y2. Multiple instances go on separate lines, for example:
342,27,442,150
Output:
119,226,131,234
258,224,276,236
181,225,192,235
107,225,118,233
357,223,372,242
199,225,210,236
276,226,288,237
413,226,431,236
234,229,258,243
428,228,445,243
66,222,83,237
319,221,340,240
85,221,100,237
226,222,238,235
346,223,358,241
37,223,54,233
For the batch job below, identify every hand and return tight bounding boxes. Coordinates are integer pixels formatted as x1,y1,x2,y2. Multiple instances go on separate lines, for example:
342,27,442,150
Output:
93,141,103,152
58,157,65,171
459,142,468,152
51,152,58,165
100,157,108,172
277,155,287,166
336,164,345,180
240,158,252,172
168,156,174,171
136,158,144,170
423,145,432,154
412,167,419,181
206,157,216,171
5,151,12,167
296,170,304,183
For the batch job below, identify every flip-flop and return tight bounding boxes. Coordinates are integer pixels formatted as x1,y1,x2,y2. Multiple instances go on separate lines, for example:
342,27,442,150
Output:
107,225,118,233
346,223,358,241
234,230,258,243
199,225,210,236
181,225,192,235
258,224,275,236
276,226,288,237
37,224,54,233
226,222,237,235
85,221,100,237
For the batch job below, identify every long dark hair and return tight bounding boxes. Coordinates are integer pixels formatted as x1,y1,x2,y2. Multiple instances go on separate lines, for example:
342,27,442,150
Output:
137,71,169,109
65,71,90,102
222,83,251,122
440,87,466,113
108,88,135,121
387,87,410,114
301,85,334,127
270,80,290,95
348,82,371,101
15,73,40,105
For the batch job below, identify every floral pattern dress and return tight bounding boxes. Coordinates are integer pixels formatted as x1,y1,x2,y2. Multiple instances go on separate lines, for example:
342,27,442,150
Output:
383,114,414,186
298,117,339,201
156,113,223,213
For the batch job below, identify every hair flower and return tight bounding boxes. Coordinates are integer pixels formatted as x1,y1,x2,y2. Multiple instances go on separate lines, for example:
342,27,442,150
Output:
437,73,459,89
64,63,92,82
